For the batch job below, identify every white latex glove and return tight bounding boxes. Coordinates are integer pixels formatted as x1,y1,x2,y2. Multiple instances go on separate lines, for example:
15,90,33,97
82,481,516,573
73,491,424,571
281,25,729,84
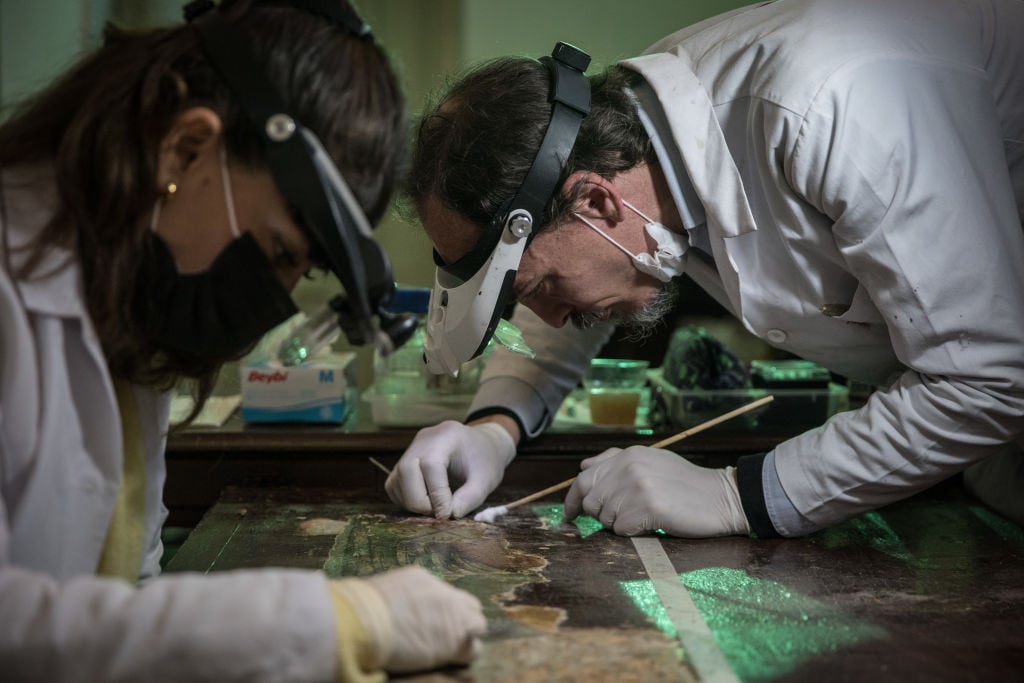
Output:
385,420,516,519
332,565,487,674
563,446,751,538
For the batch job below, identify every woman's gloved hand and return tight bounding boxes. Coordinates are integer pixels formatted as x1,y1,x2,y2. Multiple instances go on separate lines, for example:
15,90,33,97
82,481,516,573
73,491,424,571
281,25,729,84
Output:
332,565,486,674
563,446,751,538
385,421,516,519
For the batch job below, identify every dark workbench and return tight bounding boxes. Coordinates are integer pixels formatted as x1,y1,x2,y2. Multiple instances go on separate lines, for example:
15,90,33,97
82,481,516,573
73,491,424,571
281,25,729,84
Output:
166,482,1024,682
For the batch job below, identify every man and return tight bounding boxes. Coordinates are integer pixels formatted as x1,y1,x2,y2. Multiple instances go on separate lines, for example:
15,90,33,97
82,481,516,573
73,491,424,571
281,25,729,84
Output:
385,0,1024,538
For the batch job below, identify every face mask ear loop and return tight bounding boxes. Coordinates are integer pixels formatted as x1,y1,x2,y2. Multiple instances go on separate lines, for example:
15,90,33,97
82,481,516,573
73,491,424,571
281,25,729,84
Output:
622,199,657,225
573,212,640,261
219,144,241,238
149,198,162,234
150,179,177,234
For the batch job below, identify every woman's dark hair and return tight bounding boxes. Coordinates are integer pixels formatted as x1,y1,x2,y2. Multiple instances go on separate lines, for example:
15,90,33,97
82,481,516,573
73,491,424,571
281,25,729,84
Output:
407,57,654,231
0,0,406,416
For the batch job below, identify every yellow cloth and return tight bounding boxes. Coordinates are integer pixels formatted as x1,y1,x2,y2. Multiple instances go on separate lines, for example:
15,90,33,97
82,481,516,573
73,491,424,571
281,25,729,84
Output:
95,377,386,682
95,378,147,581
328,580,388,683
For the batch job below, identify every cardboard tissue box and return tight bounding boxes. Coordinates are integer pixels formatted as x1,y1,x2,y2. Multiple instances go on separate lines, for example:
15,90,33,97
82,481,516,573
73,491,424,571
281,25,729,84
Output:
240,314,357,423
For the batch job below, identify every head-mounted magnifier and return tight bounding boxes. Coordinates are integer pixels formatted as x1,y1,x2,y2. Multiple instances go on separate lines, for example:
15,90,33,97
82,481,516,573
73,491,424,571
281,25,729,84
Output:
423,42,591,375
184,0,416,355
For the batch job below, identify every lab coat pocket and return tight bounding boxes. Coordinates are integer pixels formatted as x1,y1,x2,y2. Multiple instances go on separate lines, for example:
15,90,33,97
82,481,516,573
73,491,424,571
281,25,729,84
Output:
821,284,883,327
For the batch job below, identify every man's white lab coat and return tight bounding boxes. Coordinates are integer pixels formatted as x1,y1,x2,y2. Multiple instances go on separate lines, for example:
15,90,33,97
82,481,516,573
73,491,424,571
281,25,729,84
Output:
469,0,1024,534
0,170,339,681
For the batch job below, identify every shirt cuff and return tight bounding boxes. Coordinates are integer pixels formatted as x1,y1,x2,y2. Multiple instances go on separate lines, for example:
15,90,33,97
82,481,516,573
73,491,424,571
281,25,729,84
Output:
464,407,528,446
762,451,820,537
735,453,780,538
467,376,552,441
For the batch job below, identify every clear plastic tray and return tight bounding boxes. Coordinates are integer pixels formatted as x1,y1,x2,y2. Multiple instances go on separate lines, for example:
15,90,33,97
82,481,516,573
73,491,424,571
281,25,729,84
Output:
361,389,474,428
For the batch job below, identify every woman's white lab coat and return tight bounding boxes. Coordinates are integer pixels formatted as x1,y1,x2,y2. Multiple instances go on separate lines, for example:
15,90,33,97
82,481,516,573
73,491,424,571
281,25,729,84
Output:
471,0,1024,533
0,171,339,681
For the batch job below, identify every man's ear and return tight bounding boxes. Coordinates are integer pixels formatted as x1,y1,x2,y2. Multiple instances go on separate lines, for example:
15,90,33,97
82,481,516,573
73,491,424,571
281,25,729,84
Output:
560,171,626,223
155,107,223,190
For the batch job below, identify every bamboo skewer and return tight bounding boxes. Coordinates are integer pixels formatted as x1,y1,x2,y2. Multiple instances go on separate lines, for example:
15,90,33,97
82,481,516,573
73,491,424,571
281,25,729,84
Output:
369,456,392,475
473,394,774,522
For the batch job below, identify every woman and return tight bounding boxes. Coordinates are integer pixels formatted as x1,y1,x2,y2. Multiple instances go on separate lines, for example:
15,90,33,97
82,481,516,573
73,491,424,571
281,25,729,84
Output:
0,1,484,681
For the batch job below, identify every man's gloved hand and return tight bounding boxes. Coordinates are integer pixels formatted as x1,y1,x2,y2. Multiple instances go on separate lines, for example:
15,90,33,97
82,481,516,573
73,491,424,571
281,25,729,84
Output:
332,565,486,674
563,446,751,538
385,421,516,519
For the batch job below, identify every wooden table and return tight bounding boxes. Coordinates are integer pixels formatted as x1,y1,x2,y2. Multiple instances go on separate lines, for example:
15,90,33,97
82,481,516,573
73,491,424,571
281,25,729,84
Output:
166,481,1024,682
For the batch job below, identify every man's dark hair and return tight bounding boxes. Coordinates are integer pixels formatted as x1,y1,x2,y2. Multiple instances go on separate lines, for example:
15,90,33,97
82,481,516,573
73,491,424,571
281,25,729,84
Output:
408,57,655,233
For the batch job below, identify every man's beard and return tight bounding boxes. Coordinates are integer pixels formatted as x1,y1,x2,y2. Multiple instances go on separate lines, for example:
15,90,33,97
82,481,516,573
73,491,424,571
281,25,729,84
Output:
570,280,678,340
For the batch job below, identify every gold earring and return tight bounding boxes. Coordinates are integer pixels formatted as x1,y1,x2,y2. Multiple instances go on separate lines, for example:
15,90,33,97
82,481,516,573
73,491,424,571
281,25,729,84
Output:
166,181,178,196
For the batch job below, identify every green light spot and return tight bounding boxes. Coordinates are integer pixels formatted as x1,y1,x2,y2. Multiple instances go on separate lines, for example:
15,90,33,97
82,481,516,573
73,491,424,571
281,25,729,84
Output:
816,512,914,563
573,515,604,538
530,504,603,538
618,579,678,638
531,503,563,530
620,568,886,682
969,505,1024,544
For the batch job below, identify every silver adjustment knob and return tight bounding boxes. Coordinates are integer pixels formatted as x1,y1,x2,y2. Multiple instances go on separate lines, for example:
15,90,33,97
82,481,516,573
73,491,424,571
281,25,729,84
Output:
506,209,533,239
266,114,296,142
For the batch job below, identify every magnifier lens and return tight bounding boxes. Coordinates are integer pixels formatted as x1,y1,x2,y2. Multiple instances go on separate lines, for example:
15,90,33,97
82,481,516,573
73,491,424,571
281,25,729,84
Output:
492,319,535,358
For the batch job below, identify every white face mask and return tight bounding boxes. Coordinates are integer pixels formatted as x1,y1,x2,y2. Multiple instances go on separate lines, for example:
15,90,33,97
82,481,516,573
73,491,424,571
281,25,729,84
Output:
574,199,688,283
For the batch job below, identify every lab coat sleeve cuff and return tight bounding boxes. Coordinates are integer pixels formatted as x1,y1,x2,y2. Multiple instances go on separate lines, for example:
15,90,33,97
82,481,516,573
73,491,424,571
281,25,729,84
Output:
735,453,780,538
466,376,551,441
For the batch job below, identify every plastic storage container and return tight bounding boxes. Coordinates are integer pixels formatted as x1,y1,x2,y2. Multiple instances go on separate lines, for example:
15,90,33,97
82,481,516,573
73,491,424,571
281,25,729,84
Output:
648,369,849,431
750,359,832,389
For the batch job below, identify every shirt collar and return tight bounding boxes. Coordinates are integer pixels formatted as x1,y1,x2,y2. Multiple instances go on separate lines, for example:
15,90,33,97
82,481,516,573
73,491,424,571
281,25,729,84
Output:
626,81,707,233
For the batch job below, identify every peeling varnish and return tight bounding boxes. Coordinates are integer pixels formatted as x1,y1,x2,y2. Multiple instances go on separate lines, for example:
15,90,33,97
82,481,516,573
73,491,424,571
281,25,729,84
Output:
298,518,350,535
502,604,568,633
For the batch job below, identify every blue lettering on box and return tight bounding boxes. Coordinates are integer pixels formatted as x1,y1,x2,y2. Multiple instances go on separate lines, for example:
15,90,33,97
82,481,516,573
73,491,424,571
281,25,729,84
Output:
319,370,335,383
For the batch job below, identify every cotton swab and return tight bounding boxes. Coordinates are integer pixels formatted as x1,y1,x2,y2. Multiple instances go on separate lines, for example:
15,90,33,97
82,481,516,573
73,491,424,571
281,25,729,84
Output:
472,394,774,523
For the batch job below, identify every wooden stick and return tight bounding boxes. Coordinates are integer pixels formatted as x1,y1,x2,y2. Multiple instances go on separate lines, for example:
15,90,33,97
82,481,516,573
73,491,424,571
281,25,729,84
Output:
498,394,774,512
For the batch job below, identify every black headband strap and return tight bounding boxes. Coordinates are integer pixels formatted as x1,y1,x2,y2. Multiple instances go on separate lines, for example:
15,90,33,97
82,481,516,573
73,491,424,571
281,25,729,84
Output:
507,41,591,240
439,41,591,282
183,0,395,345
185,0,370,38
268,0,371,39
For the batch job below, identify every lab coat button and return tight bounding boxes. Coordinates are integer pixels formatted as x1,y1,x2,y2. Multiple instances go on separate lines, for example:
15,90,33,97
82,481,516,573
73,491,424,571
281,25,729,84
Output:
82,479,98,495
765,328,788,344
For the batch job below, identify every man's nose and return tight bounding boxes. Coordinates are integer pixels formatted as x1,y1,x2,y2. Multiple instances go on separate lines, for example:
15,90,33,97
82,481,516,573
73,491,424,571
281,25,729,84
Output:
526,298,572,328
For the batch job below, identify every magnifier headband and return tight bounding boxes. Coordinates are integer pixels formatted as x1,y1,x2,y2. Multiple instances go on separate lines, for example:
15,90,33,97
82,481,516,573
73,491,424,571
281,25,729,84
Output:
424,209,533,374
185,0,398,351
423,42,592,375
